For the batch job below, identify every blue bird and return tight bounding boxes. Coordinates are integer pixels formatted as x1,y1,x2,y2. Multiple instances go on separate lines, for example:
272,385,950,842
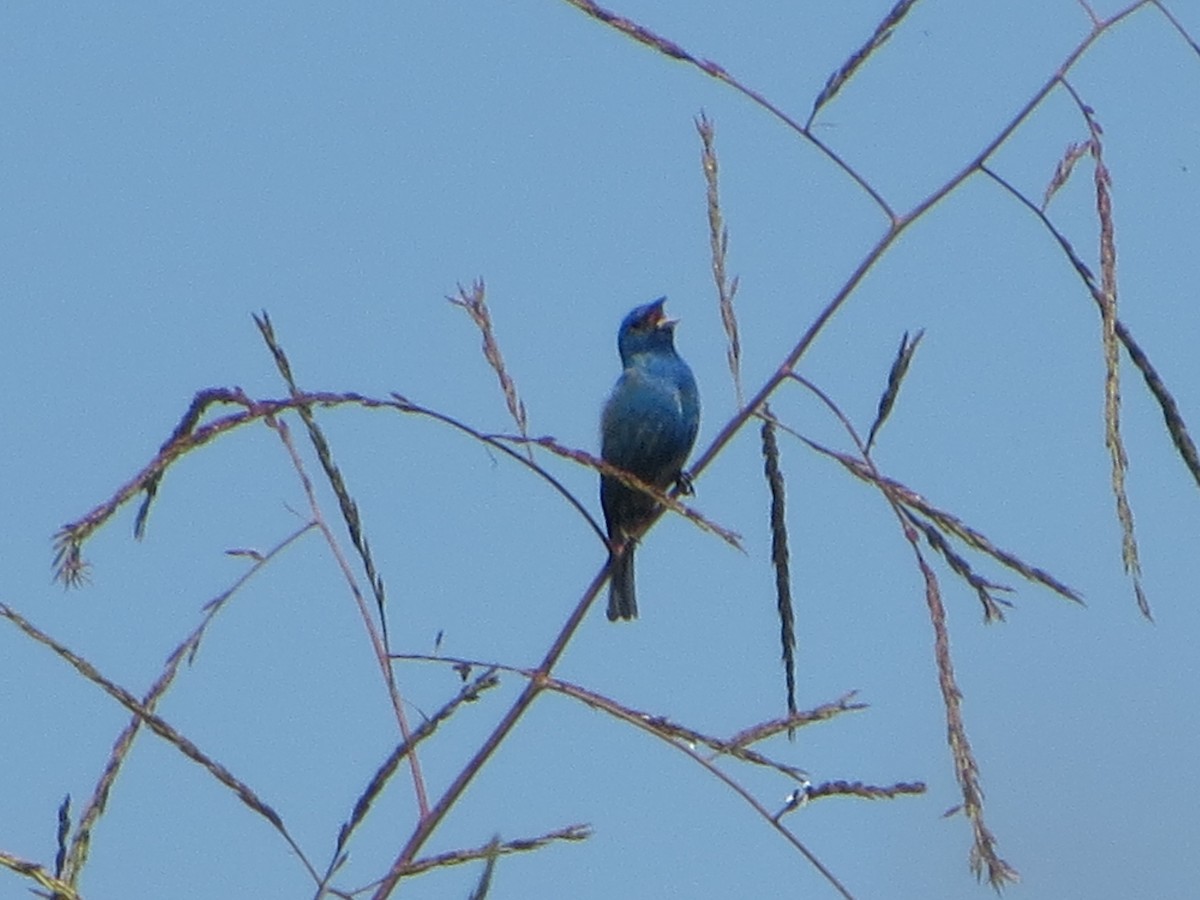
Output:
601,298,700,621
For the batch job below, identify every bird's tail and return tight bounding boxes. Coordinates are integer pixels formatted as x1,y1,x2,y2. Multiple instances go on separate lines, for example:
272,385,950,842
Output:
606,544,637,621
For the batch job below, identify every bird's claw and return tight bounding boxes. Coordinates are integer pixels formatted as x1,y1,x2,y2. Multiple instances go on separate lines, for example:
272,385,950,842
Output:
675,471,695,496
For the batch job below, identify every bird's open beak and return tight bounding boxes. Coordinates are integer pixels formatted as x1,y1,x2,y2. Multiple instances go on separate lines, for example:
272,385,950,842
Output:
649,299,678,330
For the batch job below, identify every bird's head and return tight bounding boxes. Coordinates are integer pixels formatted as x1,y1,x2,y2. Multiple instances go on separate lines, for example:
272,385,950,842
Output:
617,297,679,364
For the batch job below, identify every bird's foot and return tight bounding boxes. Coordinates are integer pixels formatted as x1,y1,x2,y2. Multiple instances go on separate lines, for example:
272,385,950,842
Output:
675,471,695,496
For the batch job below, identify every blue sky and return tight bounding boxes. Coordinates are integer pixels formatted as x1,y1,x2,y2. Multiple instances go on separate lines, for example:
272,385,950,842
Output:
3,2,1199,898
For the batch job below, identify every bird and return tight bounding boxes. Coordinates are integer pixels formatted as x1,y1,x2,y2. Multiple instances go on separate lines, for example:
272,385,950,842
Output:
600,297,700,621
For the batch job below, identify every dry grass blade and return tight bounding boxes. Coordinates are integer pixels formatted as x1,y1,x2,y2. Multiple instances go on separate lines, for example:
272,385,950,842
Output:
648,716,808,782
552,676,840,783
728,692,866,747
910,513,1014,623
52,387,608,587
985,164,1200,494
545,677,863,899
695,112,743,406
52,388,265,586
784,370,1070,615
398,825,591,880
1117,322,1200,489
760,412,798,728
885,466,1082,603
913,555,1018,887
0,851,80,900
398,653,856,783
370,565,614,900
1153,0,1200,56
63,712,145,882
561,0,709,64
505,434,743,550
249,333,441,828
777,374,1043,882
808,0,923,127
466,835,501,900
0,603,320,885
1094,137,1148,617
54,795,71,880
52,385,605,579
133,387,248,538
1062,83,1149,618
389,394,605,542
775,779,927,819
793,432,1083,605
1042,140,1091,210
777,780,926,818
60,526,311,887
50,388,370,585
262,412,431,823
866,329,924,453
332,669,500,864
394,654,864,760
807,780,927,802
253,313,396,636
390,652,873,900
51,532,92,588
448,280,533,457
559,0,893,216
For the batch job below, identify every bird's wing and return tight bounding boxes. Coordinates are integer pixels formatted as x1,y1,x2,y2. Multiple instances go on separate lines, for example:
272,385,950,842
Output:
601,368,693,481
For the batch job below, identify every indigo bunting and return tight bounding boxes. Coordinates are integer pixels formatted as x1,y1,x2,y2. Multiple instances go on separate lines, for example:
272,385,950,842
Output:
601,298,700,621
